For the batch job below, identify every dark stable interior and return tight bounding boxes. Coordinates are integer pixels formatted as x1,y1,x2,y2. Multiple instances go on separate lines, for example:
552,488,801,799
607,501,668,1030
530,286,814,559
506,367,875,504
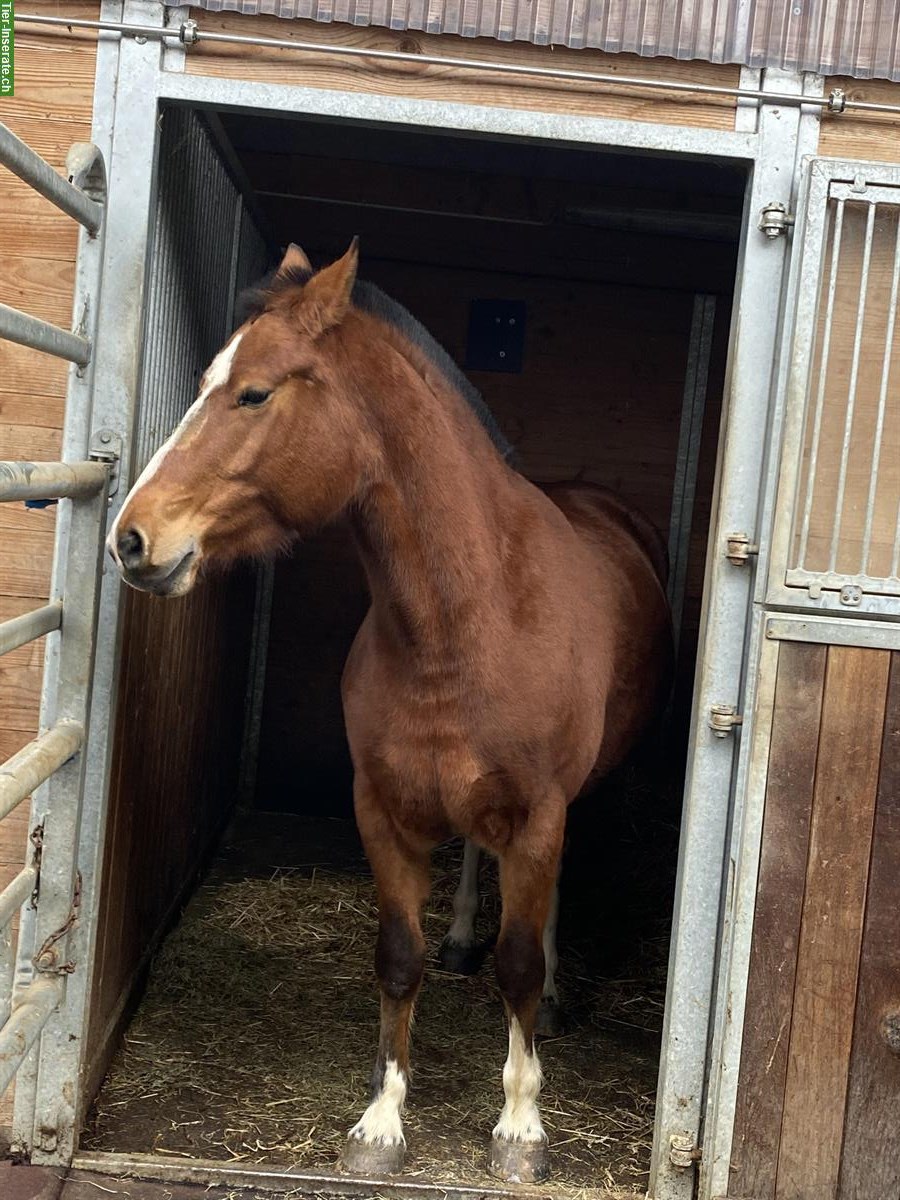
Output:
83,110,745,1192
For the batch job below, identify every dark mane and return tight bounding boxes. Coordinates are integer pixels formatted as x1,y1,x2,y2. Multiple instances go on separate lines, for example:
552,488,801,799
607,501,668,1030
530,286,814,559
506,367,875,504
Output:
237,264,517,465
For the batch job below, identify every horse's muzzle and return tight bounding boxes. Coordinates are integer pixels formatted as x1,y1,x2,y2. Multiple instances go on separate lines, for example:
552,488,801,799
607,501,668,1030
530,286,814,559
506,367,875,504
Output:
108,532,198,597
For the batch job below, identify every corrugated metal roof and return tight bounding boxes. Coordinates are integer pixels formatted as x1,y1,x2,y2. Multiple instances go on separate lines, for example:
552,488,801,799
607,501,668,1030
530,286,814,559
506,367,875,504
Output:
173,1,900,82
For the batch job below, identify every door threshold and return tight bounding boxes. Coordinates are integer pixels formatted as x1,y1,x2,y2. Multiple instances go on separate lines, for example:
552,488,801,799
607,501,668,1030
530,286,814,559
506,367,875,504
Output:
72,1151,636,1200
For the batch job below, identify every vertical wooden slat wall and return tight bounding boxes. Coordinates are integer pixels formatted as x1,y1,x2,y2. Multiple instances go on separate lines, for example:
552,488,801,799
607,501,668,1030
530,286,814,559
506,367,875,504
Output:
730,644,898,1200
0,1,101,1135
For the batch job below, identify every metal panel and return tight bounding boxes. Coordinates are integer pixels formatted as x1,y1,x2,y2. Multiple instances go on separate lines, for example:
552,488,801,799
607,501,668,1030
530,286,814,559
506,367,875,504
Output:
136,107,242,473
171,0,900,83
768,159,900,617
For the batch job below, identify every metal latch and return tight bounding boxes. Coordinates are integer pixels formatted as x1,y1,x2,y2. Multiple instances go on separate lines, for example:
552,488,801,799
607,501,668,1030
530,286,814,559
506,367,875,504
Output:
709,704,743,738
179,18,199,46
669,1132,702,1168
758,201,795,239
89,429,122,497
725,532,759,566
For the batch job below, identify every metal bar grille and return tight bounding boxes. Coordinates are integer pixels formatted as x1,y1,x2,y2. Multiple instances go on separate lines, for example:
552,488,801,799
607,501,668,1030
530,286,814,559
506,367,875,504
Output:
786,174,900,605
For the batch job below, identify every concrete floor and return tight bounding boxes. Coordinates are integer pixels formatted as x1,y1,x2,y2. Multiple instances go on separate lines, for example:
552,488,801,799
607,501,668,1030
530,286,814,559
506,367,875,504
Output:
1,1163,297,1200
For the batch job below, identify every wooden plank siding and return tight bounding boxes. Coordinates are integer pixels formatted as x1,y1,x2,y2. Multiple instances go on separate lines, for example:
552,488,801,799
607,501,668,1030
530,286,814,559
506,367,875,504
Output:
0,1,101,1131
837,654,900,1200
729,644,897,1200
819,79,900,166
729,641,827,1198
185,10,742,130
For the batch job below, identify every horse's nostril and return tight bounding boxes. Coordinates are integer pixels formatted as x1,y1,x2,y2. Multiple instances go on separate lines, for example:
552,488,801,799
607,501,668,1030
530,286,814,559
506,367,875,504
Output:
117,527,146,570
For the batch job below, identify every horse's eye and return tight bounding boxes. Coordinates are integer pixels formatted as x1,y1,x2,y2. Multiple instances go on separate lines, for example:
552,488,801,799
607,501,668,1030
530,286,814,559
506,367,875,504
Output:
237,388,272,408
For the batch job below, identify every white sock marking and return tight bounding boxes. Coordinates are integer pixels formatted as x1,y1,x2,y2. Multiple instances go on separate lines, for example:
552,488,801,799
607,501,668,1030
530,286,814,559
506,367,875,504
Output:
493,1017,546,1144
349,1059,407,1147
109,331,244,551
447,840,480,946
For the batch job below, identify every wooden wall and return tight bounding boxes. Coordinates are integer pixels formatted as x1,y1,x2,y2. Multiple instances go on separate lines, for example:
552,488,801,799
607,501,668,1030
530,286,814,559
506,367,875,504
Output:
730,643,900,1200
0,1,100,1134
186,10,742,129
819,78,900,164
83,571,256,1107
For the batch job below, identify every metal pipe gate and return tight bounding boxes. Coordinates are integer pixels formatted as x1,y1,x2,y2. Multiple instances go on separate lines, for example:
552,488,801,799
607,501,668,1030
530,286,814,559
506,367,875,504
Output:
0,122,112,1103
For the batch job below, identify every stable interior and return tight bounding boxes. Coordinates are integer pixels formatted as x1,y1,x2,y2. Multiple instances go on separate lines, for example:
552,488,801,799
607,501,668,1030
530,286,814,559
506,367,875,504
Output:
80,107,745,1195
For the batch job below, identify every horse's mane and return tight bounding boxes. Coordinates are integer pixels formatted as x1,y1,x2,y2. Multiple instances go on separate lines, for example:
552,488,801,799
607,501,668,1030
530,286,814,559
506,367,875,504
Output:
238,265,517,465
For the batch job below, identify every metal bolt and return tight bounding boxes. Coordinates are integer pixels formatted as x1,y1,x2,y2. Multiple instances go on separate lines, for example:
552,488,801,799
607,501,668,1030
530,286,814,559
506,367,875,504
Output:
840,584,862,606
99,431,111,444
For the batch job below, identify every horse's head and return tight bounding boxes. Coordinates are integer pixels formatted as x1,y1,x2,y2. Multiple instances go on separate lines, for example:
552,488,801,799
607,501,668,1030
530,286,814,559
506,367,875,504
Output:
108,241,368,596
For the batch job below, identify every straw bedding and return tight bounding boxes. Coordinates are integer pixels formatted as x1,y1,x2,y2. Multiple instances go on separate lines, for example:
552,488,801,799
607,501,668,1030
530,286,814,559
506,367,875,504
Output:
84,772,675,1197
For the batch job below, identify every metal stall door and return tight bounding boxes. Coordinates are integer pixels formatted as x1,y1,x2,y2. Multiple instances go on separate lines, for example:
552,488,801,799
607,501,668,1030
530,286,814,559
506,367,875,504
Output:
0,125,111,1143
701,157,900,1200
7,104,270,1165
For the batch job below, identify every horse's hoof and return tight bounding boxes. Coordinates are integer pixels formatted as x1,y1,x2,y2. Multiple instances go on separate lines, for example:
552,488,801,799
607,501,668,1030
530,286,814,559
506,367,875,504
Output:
340,1136,405,1176
438,936,482,975
489,1135,550,1184
535,996,566,1039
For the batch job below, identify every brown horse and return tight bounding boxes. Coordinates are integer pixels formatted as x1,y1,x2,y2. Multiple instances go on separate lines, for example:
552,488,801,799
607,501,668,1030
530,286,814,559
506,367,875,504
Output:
108,241,672,1183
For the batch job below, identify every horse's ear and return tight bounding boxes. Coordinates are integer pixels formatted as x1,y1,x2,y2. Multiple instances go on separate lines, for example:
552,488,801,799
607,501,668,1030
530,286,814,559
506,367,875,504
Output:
299,238,359,337
275,242,313,278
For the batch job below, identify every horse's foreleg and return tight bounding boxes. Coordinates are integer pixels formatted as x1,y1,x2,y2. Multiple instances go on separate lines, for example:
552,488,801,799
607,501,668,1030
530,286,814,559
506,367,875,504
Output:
490,819,564,1183
342,791,430,1176
438,838,482,974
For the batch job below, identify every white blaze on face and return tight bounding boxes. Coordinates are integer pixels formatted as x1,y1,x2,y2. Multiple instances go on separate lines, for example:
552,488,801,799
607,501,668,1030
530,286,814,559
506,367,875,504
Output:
493,1016,546,1144
348,1059,407,1147
108,331,245,553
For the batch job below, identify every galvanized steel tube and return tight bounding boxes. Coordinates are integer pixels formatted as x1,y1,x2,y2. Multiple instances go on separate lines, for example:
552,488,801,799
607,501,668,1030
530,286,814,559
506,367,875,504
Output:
0,460,107,502
0,866,38,1027
0,977,62,1096
0,123,102,234
0,302,92,366
0,721,84,823
0,603,62,658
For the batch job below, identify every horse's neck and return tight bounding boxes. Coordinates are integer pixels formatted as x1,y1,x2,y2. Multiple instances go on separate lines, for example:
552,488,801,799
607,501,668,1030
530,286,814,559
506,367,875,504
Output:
351,373,510,659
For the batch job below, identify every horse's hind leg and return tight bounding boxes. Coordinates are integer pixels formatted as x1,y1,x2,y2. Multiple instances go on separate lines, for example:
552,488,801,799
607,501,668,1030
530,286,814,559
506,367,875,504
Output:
438,839,483,974
490,813,564,1183
342,783,430,1176
535,874,565,1038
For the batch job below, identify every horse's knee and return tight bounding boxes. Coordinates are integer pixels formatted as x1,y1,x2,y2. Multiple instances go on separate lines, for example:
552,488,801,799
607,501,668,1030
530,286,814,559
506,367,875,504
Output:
495,919,544,1012
375,911,425,1000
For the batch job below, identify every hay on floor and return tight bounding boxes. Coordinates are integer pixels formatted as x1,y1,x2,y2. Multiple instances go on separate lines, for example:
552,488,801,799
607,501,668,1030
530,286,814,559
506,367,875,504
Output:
84,814,670,1196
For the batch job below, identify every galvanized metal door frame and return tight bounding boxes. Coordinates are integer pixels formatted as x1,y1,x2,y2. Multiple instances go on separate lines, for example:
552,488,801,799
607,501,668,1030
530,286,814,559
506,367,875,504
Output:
10,4,816,1192
701,150,900,1200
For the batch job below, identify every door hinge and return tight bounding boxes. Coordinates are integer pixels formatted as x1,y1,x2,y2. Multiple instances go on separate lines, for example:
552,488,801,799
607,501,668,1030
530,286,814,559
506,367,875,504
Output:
709,704,743,738
669,1132,702,1168
89,428,122,497
758,201,794,239
725,532,759,566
